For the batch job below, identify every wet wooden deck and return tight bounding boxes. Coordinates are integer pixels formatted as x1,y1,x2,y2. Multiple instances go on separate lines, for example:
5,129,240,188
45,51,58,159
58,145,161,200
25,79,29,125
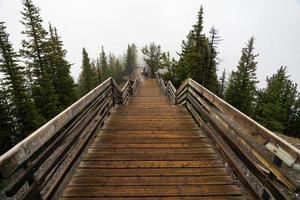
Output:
60,79,243,199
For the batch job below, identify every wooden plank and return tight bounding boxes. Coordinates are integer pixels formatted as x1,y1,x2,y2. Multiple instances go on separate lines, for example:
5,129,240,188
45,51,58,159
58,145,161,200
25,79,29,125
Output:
87,148,216,154
79,160,223,168
90,143,212,148
60,197,243,200
94,138,208,144
74,167,229,177
83,153,219,161
62,185,242,197
68,176,234,186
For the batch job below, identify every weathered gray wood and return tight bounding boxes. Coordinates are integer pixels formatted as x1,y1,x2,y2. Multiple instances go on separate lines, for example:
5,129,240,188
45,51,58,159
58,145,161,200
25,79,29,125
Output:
0,78,114,177
187,78,300,171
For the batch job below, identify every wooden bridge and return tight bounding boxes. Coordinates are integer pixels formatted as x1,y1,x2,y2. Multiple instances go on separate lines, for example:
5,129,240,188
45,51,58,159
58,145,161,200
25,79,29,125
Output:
0,73,300,199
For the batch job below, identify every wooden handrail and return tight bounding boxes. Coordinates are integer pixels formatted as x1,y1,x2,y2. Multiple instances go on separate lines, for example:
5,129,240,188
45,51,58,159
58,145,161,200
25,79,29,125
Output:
156,73,176,104
0,75,140,199
156,76,300,195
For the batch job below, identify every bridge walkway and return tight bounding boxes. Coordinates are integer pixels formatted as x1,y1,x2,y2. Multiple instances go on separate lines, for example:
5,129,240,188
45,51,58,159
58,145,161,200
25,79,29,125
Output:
60,78,244,199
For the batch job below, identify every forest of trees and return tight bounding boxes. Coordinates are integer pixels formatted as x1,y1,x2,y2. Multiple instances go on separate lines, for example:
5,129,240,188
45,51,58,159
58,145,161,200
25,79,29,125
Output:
77,44,138,96
0,0,138,155
0,1,299,155
155,6,300,137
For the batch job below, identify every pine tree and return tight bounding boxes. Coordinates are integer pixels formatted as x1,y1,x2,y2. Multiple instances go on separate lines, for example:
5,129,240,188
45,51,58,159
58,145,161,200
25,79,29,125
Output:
78,48,97,96
218,68,226,98
124,44,138,75
114,59,123,83
255,66,298,132
47,24,76,109
95,58,101,84
141,42,163,77
0,86,14,154
109,53,114,78
288,97,300,137
205,26,220,92
100,46,109,81
176,31,194,84
188,6,208,84
224,37,258,116
0,21,43,141
20,0,58,119
175,6,219,92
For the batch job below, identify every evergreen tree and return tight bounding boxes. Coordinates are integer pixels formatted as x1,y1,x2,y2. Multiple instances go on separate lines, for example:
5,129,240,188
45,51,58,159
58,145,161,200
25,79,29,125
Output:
288,97,300,137
205,26,220,92
78,48,97,96
114,59,123,83
141,42,163,77
47,24,76,109
188,6,207,84
255,66,298,133
175,31,194,84
218,68,226,98
124,43,137,75
109,53,115,79
0,21,42,141
95,58,101,84
100,46,109,81
20,0,58,119
224,37,258,116
175,6,219,92
0,86,14,154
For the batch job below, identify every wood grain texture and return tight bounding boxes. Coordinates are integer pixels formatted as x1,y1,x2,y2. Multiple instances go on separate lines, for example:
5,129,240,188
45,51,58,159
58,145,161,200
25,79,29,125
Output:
60,78,244,199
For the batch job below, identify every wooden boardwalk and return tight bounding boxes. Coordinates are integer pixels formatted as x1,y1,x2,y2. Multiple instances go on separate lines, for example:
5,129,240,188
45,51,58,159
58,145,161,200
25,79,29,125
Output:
60,79,243,199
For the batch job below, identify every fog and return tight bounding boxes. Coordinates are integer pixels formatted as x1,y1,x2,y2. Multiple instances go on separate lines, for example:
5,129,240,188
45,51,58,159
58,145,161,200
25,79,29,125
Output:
1,0,300,88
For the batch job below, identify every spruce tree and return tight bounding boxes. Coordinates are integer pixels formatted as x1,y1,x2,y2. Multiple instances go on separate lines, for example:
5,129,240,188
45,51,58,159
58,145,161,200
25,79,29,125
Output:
288,97,300,137
47,24,76,109
255,66,298,132
0,21,42,141
141,42,163,77
224,37,258,116
0,86,14,154
218,68,226,98
175,6,219,92
115,59,123,83
20,0,58,119
176,31,194,84
100,46,109,81
78,48,97,96
205,26,220,92
124,44,138,75
95,58,101,84
188,6,208,85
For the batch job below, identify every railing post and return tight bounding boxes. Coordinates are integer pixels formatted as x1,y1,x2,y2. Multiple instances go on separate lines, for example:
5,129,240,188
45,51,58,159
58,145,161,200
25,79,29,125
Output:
111,79,115,107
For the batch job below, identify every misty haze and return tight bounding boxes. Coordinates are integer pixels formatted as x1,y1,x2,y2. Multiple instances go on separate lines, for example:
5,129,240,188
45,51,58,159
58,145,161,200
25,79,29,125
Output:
0,0,299,199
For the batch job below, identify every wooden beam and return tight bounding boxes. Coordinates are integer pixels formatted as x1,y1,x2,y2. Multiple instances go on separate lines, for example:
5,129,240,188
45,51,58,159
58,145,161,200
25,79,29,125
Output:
188,78,300,171
0,78,112,177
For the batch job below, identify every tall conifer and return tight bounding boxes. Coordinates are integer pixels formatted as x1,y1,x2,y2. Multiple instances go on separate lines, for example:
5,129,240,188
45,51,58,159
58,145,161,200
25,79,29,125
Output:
47,24,76,109
100,46,109,81
20,0,58,119
0,21,42,140
78,48,97,95
225,37,258,116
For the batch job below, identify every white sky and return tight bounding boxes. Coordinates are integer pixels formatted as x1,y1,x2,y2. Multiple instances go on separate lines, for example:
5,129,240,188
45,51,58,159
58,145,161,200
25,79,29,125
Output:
1,0,300,88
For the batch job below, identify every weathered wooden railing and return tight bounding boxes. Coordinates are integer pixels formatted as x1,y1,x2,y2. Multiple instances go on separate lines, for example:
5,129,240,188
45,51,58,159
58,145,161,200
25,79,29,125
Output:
0,76,140,200
156,73,176,104
156,75,300,199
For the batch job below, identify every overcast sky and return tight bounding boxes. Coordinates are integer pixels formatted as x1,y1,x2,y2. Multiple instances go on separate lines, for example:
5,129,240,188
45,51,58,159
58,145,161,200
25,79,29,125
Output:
1,0,299,88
